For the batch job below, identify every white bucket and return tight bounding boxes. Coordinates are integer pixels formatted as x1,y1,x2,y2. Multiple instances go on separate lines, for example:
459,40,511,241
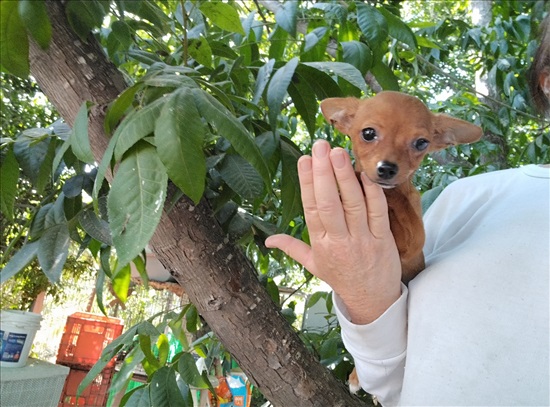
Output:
0,310,42,367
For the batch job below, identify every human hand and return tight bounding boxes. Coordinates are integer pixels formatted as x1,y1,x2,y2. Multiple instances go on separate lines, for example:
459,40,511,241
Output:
265,140,402,324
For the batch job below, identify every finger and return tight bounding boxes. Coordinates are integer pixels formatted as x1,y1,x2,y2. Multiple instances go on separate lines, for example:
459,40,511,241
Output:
296,155,326,238
361,172,392,239
329,148,369,237
265,234,315,272
310,141,348,236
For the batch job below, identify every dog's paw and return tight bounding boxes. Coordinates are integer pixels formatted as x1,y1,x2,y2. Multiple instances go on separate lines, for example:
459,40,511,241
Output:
348,368,361,394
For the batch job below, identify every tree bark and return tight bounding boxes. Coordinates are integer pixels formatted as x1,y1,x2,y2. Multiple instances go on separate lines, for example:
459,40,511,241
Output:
28,1,364,406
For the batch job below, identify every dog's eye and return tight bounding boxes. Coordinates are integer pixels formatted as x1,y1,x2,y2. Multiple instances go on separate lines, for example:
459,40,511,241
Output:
413,138,430,151
361,127,377,142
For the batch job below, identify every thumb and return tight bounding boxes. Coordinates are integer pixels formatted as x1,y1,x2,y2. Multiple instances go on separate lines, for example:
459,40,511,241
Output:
265,234,314,272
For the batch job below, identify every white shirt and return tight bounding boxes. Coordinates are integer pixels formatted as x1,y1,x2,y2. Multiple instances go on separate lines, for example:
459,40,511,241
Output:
335,165,550,406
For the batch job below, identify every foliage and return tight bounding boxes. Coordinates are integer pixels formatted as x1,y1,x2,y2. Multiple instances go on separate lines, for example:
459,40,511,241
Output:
1,0,548,404
0,74,94,310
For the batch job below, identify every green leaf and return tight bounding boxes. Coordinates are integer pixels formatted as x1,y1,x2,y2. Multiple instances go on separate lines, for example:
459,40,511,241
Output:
110,20,133,49
140,334,161,375
30,203,52,240
287,77,317,137
127,0,169,31
112,263,131,303
13,129,51,189
267,57,299,131
294,64,343,100
108,143,167,270
65,0,107,42
378,8,417,50
370,61,399,91
268,26,288,61
156,334,170,366
253,59,275,105
219,155,264,199
155,88,206,204
302,61,367,93
356,3,388,49
280,138,303,230
128,49,163,66
92,127,120,208
168,365,192,406
150,366,187,406
52,138,71,180
192,88,271,187
63,173,92,198
265,277,280,305
110,346,145,395
132,252,149,288
0,241,39,285
105,84,143,135
70,102,95,163
341,41,373,75
95,268,108,315
275,1,298,37
125,386,151,407
177,353,211,389
37,135,58,194
0,147,19,221
37,195,70,283
18,0,51,50
199,2,245,35
114,97,167,162
0,0,29,77
185,305,199,333
80,209,113,245
188,37,213,67
303,26,328,53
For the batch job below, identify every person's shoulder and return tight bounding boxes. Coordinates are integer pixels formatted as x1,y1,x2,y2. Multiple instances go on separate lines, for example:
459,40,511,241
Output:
445,166,544,191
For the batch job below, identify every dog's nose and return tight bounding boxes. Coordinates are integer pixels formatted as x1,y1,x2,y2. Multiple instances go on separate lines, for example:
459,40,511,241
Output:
377,161,398,180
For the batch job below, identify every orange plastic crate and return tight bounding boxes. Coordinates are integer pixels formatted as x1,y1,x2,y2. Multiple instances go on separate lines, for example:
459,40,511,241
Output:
56,312,123,369
58,367,113,407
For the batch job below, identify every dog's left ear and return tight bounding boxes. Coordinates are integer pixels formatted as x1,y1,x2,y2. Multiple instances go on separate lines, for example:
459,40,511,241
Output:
320,97,360,135
431,114,483,151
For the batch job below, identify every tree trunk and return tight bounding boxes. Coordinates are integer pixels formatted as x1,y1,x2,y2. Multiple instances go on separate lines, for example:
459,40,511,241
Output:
28,1,364,406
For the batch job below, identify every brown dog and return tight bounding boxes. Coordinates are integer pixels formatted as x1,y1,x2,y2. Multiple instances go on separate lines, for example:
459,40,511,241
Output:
321,91,482,283
320,91,482,394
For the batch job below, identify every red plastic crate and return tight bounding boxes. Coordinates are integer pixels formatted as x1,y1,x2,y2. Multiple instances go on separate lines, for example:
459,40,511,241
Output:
58,367,114,407
56,312,123,369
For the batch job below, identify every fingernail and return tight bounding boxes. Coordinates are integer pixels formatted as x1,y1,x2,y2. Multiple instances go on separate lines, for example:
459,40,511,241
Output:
330,149,346,169
313,140,329,158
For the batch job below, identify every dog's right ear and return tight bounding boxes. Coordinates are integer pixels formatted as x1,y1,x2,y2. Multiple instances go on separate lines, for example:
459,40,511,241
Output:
320,98,360,135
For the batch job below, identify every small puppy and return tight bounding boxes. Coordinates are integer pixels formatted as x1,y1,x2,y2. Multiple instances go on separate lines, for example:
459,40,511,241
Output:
320,91,482,393
321,91,482,283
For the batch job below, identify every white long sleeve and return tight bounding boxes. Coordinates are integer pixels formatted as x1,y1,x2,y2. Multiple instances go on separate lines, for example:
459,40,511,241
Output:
334,285,408,406
334,165,550,406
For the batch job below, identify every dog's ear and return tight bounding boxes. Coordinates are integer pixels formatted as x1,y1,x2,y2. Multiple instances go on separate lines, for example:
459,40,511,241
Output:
431,114,483,151
320,98,360,134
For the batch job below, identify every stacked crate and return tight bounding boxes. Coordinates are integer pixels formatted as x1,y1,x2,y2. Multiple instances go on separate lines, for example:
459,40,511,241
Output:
56,313,123,407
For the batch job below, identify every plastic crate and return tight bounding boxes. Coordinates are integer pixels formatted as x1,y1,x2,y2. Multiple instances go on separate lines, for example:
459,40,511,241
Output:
59,367,114,407
56,313,123,370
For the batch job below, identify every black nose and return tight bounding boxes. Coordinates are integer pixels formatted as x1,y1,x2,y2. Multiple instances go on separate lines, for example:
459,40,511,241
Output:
377,161,398,180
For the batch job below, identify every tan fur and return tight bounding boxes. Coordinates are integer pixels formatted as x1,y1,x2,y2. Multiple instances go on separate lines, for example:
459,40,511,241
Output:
320,91,483,393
